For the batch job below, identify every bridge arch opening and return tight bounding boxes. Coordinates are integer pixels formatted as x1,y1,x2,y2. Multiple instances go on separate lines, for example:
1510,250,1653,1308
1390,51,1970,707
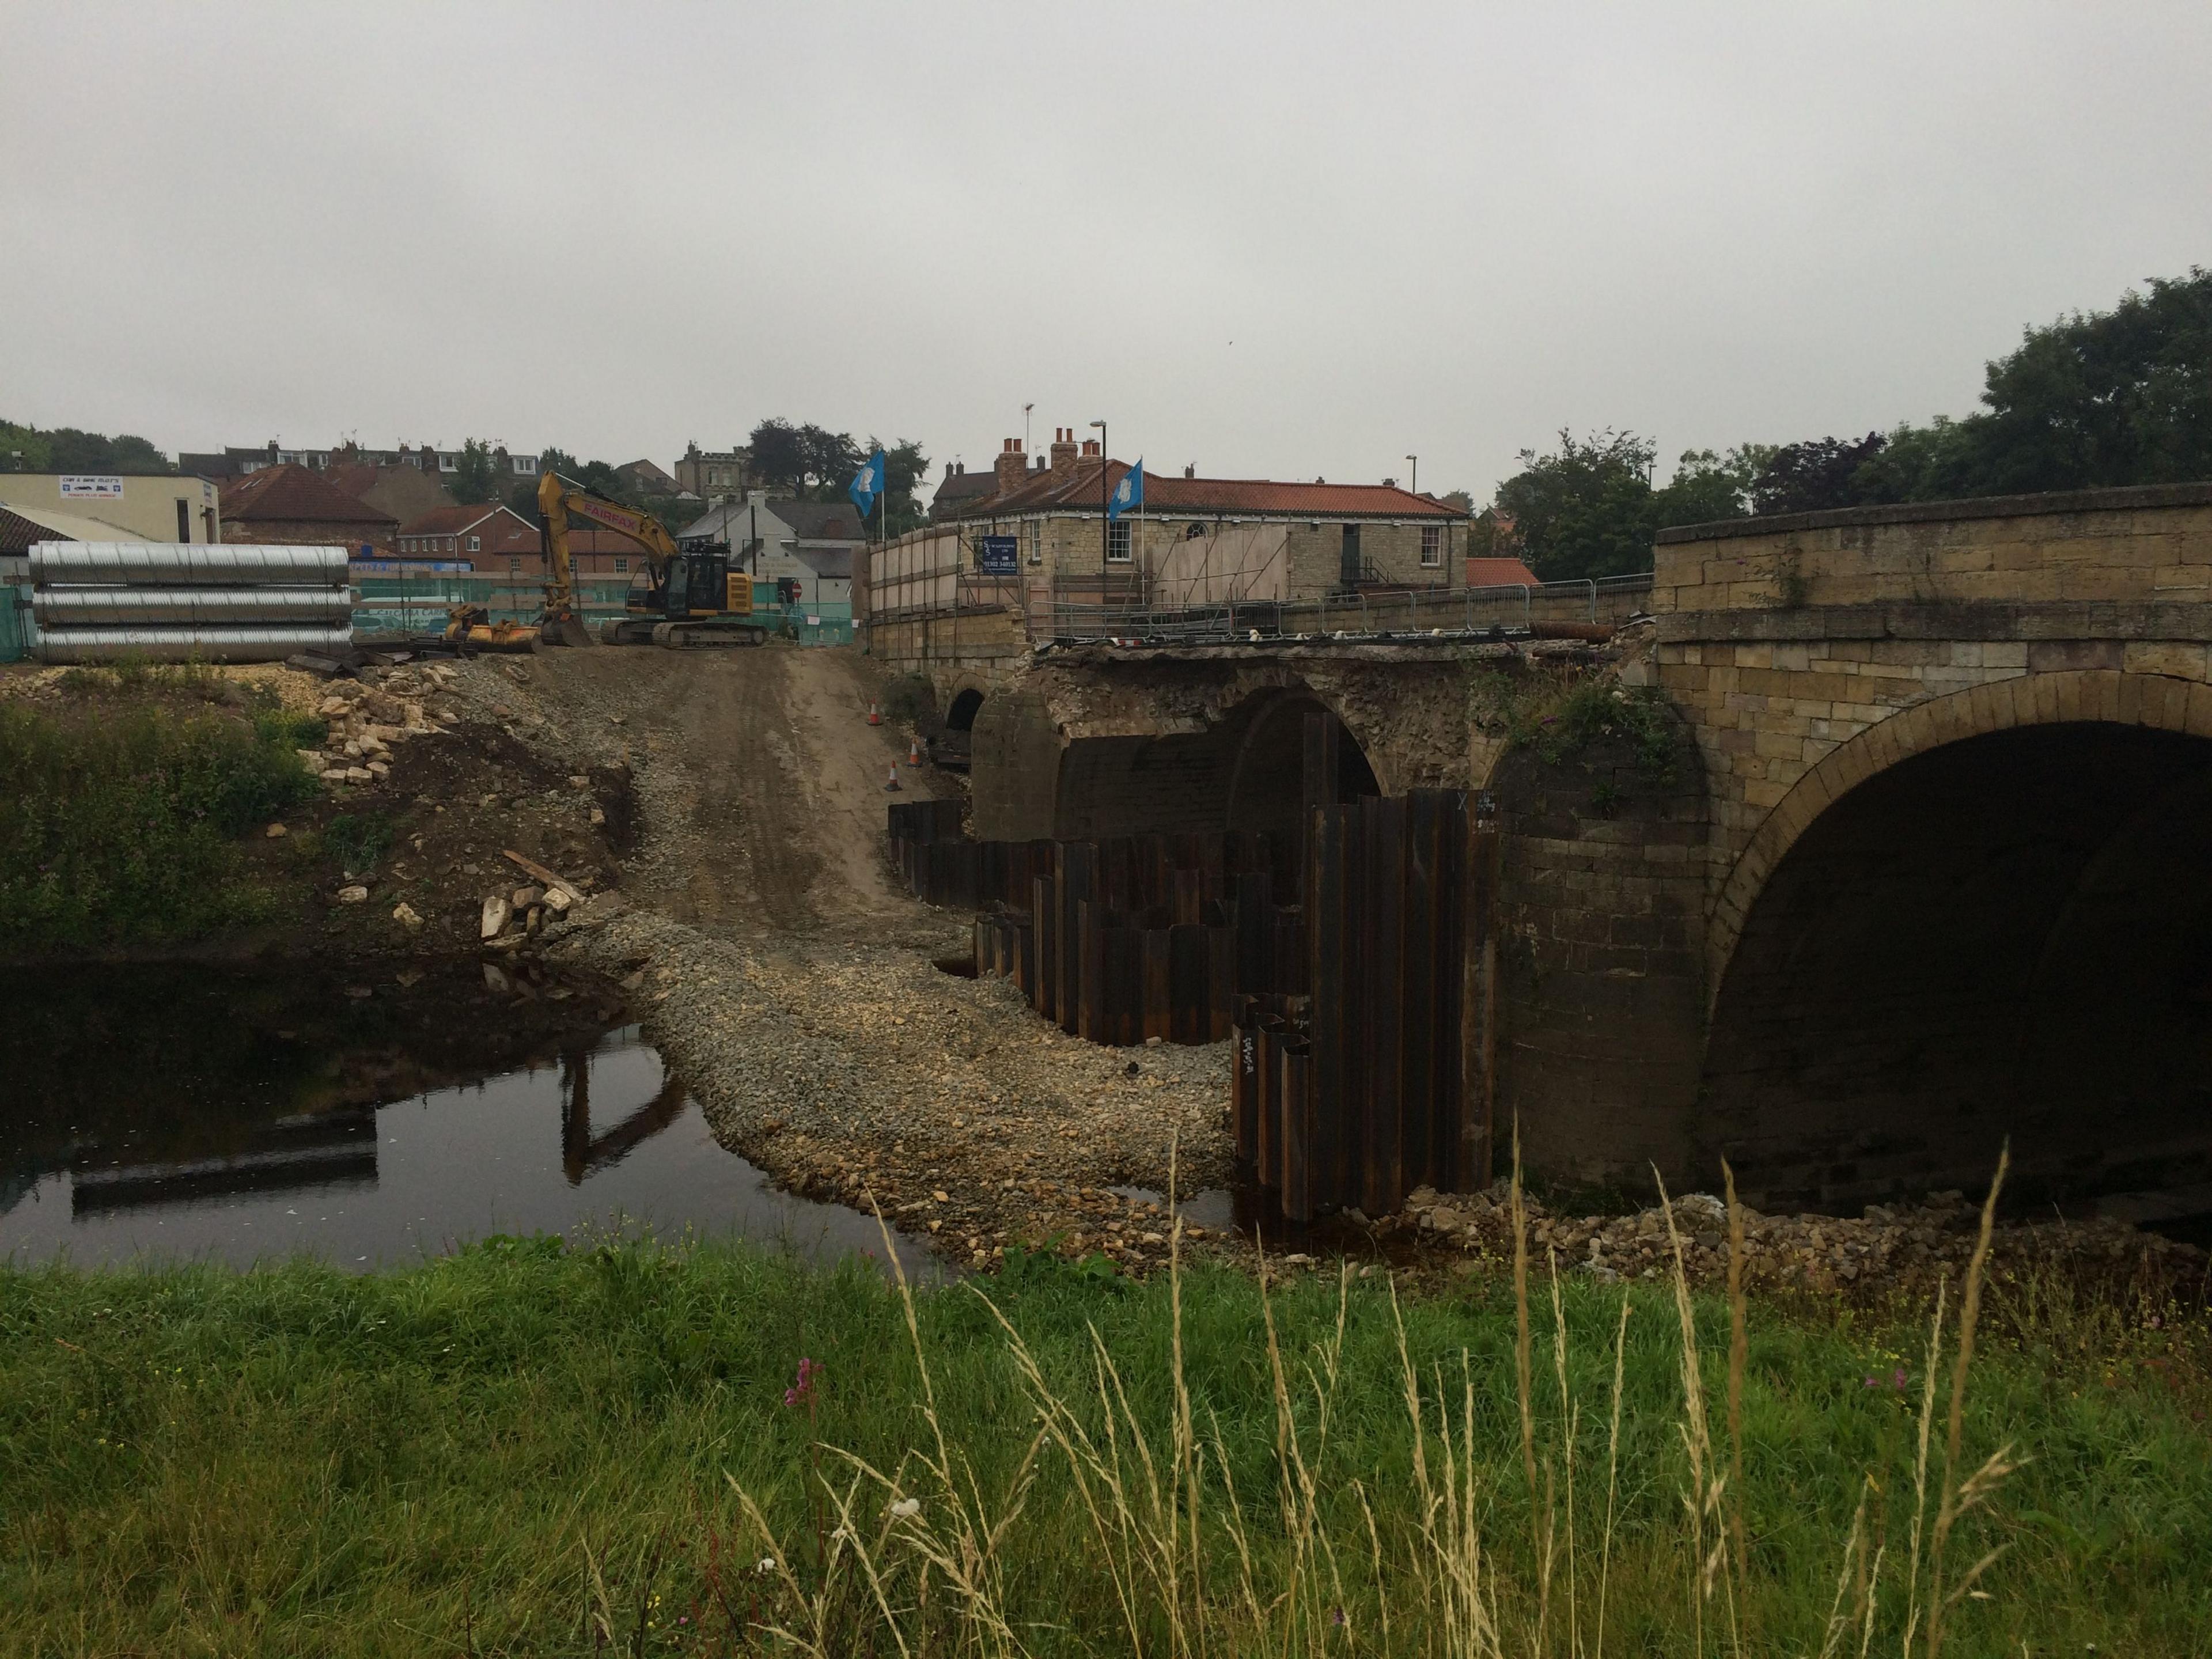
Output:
1225,692,1380,845
1700,719,2212,1224
1048,687,1379,844
945,688,984,731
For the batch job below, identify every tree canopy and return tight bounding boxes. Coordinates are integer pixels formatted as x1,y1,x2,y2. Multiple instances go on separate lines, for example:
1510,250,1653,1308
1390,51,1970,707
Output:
1486,267,2212,577
749,418,928,535
2,421,173,475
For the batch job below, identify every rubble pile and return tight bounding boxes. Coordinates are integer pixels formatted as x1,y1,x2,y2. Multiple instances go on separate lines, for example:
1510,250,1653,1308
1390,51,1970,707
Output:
300,662,463,787
1402,1184,2202,1294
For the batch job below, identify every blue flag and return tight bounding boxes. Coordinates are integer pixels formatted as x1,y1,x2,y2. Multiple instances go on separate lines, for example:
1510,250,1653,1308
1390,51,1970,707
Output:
1107,459,1143,521
849,449,887,514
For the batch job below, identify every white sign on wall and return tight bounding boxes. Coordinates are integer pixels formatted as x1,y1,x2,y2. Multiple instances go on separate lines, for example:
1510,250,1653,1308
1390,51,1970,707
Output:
60,475,124,499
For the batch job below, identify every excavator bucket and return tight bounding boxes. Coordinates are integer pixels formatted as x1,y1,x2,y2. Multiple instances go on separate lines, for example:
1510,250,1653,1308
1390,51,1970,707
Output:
535,615,596,649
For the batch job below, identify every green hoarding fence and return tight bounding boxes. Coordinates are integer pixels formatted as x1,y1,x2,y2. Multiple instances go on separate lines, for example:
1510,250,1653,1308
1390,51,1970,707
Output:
0,586,28,663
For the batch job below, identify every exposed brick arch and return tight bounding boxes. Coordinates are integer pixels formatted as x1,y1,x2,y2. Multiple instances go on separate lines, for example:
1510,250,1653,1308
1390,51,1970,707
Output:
1709,670,2212,996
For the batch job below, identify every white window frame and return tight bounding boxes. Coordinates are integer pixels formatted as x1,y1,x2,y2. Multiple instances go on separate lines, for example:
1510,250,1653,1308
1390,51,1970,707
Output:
1026,520,1043,566
1107,521,1132,563
513,456,536,475
1420,524,1442,567
613,556,629,574
468,535,481,552
439,453,458,473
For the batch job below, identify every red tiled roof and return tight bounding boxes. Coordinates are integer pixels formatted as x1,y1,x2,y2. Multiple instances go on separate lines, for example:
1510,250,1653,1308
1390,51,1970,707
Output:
957,460,1465,520
0,505,57,554
219,463,398,525
399,503,512,537
1465,556,1540,587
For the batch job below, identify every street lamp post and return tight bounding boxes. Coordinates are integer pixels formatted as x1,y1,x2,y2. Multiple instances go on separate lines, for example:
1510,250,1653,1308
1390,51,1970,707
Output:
1406,454,1418,495
1089,419,1108,590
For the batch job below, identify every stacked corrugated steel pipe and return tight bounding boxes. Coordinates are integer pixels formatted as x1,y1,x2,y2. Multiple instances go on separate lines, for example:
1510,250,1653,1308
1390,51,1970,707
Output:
29,542,353,663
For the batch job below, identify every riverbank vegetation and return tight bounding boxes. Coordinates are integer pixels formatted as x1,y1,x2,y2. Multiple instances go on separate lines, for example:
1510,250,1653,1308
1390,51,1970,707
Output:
3,1184,2206,1656
0,669,320,945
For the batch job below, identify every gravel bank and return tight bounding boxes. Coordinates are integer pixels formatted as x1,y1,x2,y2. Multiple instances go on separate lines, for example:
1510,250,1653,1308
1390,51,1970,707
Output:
554,901,1237,1274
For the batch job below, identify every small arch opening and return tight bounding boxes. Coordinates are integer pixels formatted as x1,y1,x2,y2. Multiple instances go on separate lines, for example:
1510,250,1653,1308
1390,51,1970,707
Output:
1226,694,1379,846
945,688,985,732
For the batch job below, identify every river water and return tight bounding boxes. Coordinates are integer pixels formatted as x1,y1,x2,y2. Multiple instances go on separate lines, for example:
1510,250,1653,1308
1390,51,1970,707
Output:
0,966,933,1277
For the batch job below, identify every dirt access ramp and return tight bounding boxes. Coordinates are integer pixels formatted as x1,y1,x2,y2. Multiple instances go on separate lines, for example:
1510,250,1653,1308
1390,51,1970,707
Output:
481,645,953,938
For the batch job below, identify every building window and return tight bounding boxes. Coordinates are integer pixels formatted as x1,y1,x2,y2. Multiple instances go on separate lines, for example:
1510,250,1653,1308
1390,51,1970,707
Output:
176,499,191,541
1107,522,1131,563
513,456,536,475
613,556,629,574
468,535,482,552
1026,521,1042,565
1421,524,1441,566
439,453,458,472
509,556,521,574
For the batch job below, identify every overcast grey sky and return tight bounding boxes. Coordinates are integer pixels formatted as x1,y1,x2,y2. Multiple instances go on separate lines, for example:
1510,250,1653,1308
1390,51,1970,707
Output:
6,2,2208,499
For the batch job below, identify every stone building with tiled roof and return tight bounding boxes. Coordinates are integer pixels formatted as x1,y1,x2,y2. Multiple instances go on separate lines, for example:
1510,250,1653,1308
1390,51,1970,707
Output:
948,427,1471,602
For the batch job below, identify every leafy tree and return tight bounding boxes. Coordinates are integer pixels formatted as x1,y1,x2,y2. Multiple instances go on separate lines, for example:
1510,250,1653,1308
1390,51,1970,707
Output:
747,419,808,494
1654,446,1765,527
1,422,171,474
1846,417,1982,505
450,439,499,505
1748,432,1887,515
0,422,53,472
1493,430,1659,581
798,425,862,497
1954,267,2212,493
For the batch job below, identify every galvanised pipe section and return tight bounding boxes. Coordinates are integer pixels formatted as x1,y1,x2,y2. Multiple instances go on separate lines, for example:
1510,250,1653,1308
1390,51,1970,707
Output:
28,542,349,586
34,586,351,626
31,625,357,665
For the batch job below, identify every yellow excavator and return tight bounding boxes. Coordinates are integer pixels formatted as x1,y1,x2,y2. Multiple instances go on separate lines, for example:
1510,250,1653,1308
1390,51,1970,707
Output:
444,472,767,650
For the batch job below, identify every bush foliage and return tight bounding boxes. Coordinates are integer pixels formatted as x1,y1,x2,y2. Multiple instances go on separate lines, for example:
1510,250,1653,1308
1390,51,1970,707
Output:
0,702,317,945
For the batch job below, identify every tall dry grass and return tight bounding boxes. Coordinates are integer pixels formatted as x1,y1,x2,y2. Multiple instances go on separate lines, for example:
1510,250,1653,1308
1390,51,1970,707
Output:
717,1139,2025,1657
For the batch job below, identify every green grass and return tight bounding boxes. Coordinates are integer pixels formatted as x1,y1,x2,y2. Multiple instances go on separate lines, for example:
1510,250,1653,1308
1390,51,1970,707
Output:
0,699,317,945
1,1234,2205,1656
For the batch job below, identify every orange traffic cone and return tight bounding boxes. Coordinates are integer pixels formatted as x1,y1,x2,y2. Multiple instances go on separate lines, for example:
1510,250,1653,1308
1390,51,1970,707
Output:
884,764,902,791
907,740,923,767
867,701,882,726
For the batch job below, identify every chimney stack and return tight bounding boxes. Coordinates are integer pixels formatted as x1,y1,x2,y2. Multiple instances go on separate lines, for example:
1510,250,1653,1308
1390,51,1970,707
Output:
994,437,1028,496
1184,463,1195,478
1049,426,1080,477
1080,438,1101,460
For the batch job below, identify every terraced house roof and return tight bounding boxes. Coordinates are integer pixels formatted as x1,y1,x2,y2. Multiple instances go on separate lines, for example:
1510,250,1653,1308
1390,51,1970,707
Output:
960,460,1465,520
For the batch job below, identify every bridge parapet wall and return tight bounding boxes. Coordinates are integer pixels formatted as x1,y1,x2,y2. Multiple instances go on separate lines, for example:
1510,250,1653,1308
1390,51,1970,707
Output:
1653,484,2212,914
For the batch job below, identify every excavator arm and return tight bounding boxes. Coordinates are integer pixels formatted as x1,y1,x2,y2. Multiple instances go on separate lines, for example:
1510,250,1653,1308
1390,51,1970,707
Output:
532,471,685,647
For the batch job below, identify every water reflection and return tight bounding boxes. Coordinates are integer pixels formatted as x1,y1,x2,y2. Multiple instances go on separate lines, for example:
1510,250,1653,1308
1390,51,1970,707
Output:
2,989,934,1279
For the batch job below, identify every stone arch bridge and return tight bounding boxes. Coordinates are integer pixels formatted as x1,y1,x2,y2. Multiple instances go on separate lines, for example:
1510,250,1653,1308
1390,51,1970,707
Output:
927,483,2212,1217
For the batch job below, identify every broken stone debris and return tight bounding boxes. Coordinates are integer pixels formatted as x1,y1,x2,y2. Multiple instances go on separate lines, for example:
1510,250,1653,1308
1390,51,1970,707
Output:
300,664,462,788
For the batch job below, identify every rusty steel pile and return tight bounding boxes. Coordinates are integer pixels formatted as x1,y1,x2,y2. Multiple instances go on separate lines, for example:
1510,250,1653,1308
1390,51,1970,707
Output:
887,720,1496,1220
27,542,353,663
